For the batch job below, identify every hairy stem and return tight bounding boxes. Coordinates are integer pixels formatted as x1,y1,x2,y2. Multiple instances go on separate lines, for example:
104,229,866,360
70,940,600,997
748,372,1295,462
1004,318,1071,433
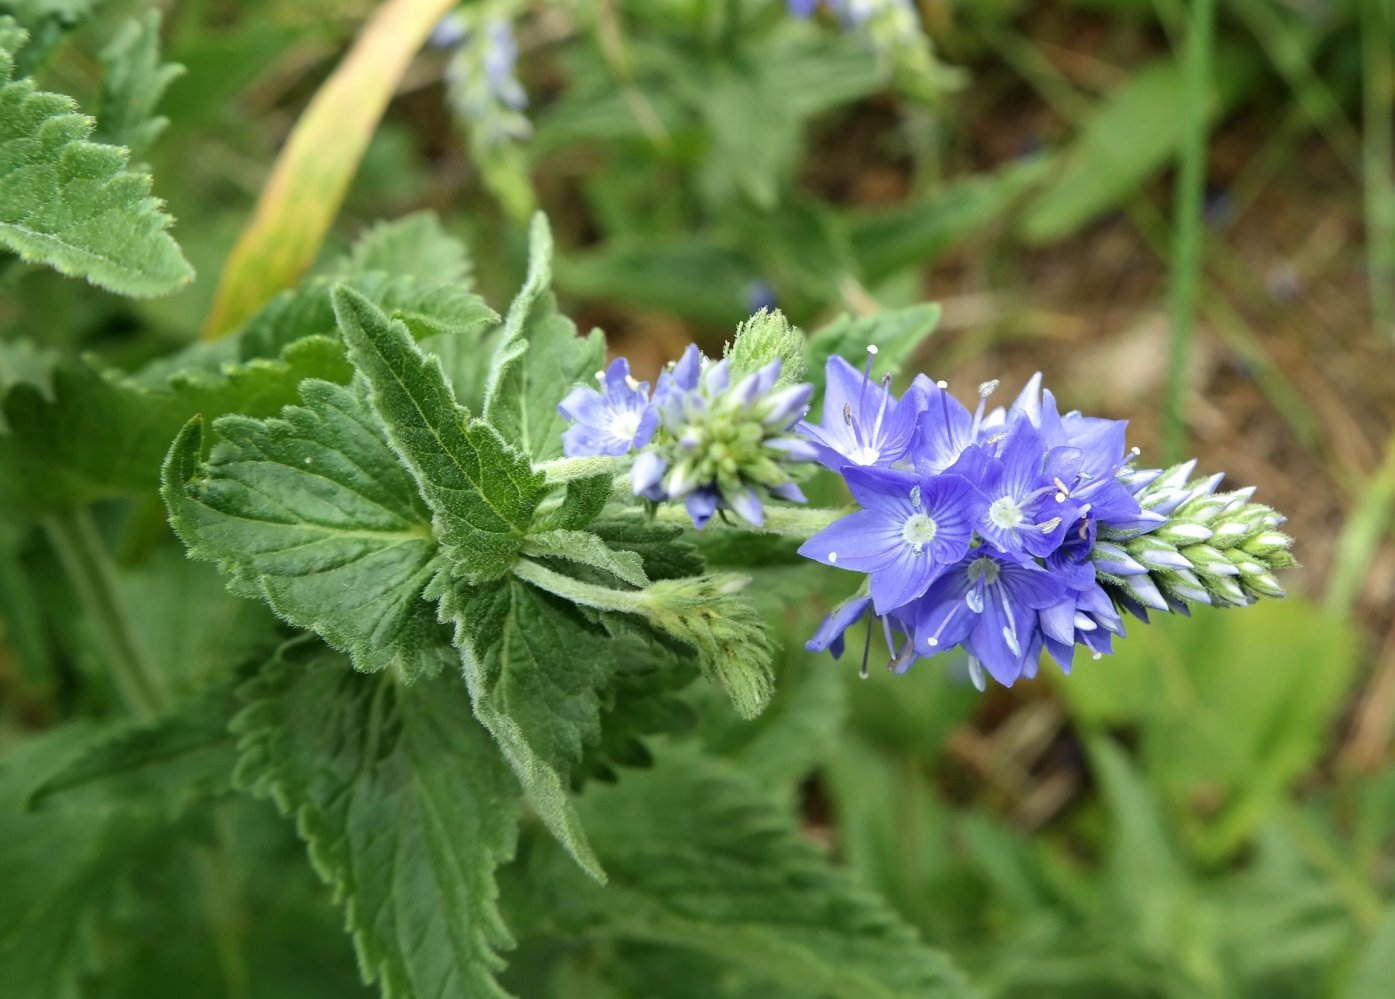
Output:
41,509,164,717
512,558,645,614
535,454,630,484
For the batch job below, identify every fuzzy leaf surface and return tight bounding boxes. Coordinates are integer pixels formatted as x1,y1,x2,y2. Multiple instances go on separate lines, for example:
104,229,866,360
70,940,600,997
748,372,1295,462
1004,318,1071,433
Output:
162,378,454,680
93,10,182,156
0,18,192,296
339,210,474,288
0,334,349,514
522,749,976,999
333,284,544,582
483,213,605,462
234,643,519,999
434,575,614,880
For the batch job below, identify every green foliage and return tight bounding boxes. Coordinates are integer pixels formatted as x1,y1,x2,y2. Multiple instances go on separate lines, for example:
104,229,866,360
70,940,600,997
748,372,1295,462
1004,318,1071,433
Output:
724,307,806,386
515,747,976,999
0,333,349,514
0,17,193,296
483,214,605,463
1060,599,1358,859
235,642,519,999
27,679,240,819
333,285,545,583
338,211,474,289
805,303,943,393
161,379,455,681
433,576,611,881
94,11,183,156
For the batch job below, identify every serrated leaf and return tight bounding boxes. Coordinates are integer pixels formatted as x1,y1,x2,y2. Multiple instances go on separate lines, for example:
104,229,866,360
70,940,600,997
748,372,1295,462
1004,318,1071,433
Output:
537,473,612,532
805,304,942,395
433,575,612,880
93,10,183,156
0,333,350,514
523,749,976,999
161,377,454,681
338,211,473,288
234,642,519,999
592,519,706,581
522,529,648,588
239,272,497,362
27,679,239,819
0,17,193,296
483,213,606,462
332,284,545,582
0,723,176,999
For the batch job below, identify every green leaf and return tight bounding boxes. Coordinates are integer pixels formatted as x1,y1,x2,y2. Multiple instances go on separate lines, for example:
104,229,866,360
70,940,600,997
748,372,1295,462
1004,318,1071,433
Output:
1019,47,1262,244
332,283,545,582
234,642,519,999
27,679,239,819
338,210,473,288
1058,599,1359,859
523,749,975,999
240,272,497,362
537,473,612,532
483,213,605,462
0,17,193,296
162,378,454,681
93,10,183,156
0,333,350,514
805,303,943,395
433,575,612,880
0,723,176,999
849,157,1049,281
522,529,649,588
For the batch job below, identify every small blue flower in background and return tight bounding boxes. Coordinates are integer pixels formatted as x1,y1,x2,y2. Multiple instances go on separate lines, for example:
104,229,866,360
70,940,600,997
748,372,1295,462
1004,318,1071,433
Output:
559,358,657,458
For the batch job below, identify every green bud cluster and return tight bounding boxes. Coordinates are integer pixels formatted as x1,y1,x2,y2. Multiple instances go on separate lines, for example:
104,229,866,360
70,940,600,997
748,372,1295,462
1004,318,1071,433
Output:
1097,462,1296,611
723,308,806,388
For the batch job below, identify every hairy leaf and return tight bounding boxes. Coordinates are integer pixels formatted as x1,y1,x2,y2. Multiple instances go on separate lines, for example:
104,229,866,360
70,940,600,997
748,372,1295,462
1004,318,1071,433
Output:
94,10,183,156
235,642,519,999
483,213,605,462
27,679,240,819
805,304,942,396
521,749,976,999
433,575,612,880
339,210,473,288
0,17,193,296
333,284,544,582
240,272,497,362
522,529,649,588
0,334,349,514
162,378,454,680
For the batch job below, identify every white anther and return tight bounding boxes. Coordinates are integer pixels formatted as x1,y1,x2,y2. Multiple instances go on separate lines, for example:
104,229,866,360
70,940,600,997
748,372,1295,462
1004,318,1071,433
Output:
978,379,1000,398
936,380,948,389
828,552,838,564
867,344,879,356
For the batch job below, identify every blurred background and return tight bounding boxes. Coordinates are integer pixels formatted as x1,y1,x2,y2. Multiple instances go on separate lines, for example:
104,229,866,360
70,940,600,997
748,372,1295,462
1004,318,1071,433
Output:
2,0,1395,996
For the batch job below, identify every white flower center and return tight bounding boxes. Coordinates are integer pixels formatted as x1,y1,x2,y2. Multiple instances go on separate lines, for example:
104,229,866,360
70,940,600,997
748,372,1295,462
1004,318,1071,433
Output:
987,496,1024,530
608,408,642,443
901,513,938,552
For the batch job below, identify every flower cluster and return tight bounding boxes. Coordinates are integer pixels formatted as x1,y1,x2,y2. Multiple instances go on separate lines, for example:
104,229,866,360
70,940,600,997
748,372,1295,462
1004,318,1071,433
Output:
799,359,1292,690
435,9,530,148
786,0,959,102
558,347,816,529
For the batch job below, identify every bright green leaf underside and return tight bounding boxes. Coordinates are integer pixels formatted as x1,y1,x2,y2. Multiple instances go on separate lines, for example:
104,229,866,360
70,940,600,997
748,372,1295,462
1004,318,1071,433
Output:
0,17,193,297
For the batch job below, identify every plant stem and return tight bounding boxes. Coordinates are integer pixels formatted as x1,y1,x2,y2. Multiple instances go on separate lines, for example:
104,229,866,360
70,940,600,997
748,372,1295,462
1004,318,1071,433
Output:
535,454,630,484
41,510,164,717
1164,0,1216,463
512,558,646,614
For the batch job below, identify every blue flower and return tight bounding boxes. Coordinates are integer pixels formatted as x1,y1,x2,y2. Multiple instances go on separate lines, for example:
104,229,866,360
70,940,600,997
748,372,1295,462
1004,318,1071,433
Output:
558,358,658,458
972,419,1080,560
634,347,816,529
800,353,922,470
911,550,1064,688
805,593,873,659
800,466,985,613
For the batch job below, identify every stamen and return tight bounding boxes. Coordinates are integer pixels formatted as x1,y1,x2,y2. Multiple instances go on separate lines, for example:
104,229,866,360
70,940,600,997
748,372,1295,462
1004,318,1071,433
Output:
881,614,897,661
888,637,916,674
909,484,922,509
998,586,1021,657
936,379,948,389
978,380,999,398
1037,516,1062,534
594,370,606,382
625,375,641,391
859,614,874,679
828,551,838,564
871,373,894,440
1091,651,1103,661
